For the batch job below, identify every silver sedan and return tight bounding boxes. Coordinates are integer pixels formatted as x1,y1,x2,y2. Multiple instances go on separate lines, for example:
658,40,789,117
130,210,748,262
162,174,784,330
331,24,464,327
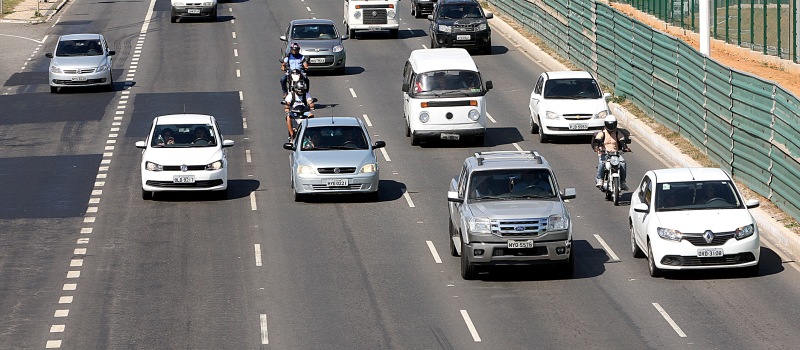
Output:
45,34,115,93
280,19,348,74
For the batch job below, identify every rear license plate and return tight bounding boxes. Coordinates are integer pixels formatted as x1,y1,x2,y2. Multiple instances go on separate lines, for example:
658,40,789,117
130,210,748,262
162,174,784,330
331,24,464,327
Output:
173,175,195,183
440,133,460,140
188,8,201,14
569,123,589,130
508,240,534,249
697,248,724,257
369,26,381,31
309,57,325,64
71,76,87,81
326,179,349,187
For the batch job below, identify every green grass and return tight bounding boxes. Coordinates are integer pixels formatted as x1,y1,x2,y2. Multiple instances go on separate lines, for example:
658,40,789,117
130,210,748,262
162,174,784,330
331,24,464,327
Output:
1,0,26,16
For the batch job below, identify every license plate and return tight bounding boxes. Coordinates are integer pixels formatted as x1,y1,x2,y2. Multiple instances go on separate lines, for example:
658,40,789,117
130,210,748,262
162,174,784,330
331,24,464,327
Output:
188,8,201,14
456,35,471,41
697,248,724,257
569,123,589,130
71,76,87,82
369,26,381,31
309,57,325,64
508,240,534,249
440,133,460,140
326,179,349,187
173,175,195,183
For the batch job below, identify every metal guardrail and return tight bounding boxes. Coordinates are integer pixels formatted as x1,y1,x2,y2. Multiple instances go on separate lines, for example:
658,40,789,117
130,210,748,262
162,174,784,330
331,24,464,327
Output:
487,0,800,222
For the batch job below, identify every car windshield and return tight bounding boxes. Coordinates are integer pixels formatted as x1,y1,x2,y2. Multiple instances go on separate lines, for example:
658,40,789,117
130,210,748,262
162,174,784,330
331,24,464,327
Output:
291,24,339,40
151,124,218,147
468,169,557,200
56,39,104,57
300,125,368,151
439,4,483,19
543,78,601,99
412,70,482,94
655,181,744,211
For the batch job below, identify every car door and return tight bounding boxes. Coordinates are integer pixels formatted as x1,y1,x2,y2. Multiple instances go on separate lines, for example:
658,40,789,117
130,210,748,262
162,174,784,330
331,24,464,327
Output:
402,62,413,125
632,175,653,246
530,75,544,119
451,163,469,239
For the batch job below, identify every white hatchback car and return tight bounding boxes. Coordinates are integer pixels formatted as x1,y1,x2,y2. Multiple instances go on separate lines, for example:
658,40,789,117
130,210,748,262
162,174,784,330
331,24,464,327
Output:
629,168,761,277
135,114,234,200
528,71,610,143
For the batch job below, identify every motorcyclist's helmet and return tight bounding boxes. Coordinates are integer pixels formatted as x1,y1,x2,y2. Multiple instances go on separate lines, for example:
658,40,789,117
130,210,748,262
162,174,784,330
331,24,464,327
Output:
293,80,308,94
291,43,301,53
604,115,617,131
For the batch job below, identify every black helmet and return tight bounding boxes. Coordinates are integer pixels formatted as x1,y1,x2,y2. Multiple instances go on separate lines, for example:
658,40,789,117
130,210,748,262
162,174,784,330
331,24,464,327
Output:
291,43,301,51
293,80,308,94
604,115,617,131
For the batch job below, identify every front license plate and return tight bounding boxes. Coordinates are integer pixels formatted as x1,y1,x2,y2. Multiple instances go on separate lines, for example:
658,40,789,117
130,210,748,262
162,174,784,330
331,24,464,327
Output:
508,240,535,249
309,57,325,64
440,133,460,140
456,35,471,41
697,248,724,257
71,76,87,82
173,175,195,183
369,26,381,31
326,179,349,187
569,123,589,130
188,8,201,14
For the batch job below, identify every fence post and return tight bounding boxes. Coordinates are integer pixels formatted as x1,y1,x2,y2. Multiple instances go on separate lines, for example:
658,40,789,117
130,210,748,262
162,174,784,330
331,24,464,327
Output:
778,0,782,58
764,0,768,54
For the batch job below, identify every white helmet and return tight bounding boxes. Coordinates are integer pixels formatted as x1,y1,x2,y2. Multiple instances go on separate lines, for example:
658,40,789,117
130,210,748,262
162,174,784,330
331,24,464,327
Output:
604,115,617,131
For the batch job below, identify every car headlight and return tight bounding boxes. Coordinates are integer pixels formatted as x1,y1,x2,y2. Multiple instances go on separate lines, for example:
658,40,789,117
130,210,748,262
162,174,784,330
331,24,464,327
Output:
202,2,213,6
333,45,344,53
173,1,185,6
547,214,569,231
206,160,223,170
468,217,491,234
657,227,682,242
297,165,315,175
596,110,608,119
50,65,62,74
735,224,755,240
468,109,480,121
477,23,487,31
353,11,361,19
387,9,396,19
419,111,430,123
360,164,377,173
545,111,560,120
96,63,109,72
438,24,451,33
144,161,163,171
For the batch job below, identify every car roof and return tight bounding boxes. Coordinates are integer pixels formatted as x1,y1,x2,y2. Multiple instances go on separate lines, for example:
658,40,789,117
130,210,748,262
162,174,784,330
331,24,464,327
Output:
59,33,102,41
544,71,594,80
305,116,362,127
438,0,479,4
154,114,215,125
408,48,478,73
467,151,551,171
651,168,732,183
290,19,336,26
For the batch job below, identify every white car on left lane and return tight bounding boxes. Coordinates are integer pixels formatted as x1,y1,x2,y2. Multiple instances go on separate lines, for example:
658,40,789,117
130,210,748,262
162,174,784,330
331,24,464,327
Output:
135,114,234,200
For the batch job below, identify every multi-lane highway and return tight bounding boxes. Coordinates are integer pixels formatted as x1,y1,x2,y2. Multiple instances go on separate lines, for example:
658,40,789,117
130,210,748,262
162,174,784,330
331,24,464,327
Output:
1,0,800,349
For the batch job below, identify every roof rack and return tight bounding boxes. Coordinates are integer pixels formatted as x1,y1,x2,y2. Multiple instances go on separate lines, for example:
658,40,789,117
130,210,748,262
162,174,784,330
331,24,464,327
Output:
474,150,543,166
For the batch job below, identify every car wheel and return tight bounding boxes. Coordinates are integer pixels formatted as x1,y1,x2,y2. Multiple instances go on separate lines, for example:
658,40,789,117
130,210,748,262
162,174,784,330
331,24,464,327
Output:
430,37,438,48
538,127,549,143
389,29,399,39
347,25,356,39
106,75,114,92
50,86,58,93
405,121,411,137
647,240,662,277
742,262,760,277
141,188,152,200
411,4,416,16
529,117,539,134
556,252,574,278
631,223,645,258
460,240,477,280
448,220,458,257
410,132,420,146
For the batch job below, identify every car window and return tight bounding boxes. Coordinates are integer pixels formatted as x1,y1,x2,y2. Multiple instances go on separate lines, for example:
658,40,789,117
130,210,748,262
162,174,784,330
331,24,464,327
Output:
56,39,104,57
439,4,483,19
457,163,468,197
543,78,601,99
638,176,651,205
151,124,217,147
292,24,338,40
534,76,544,95
300,126,367,151
412,70,482,94
468,169,556,200
655,181,743,211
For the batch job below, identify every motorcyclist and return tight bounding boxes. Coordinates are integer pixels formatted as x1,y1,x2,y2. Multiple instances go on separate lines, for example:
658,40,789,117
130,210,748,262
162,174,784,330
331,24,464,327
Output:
281,43,309,97
284,80,315,139
593,115,631,190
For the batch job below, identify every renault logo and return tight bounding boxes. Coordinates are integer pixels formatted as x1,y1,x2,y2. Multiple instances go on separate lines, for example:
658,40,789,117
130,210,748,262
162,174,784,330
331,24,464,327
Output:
703,230,714,244
334,168,341,174
180,164,188,172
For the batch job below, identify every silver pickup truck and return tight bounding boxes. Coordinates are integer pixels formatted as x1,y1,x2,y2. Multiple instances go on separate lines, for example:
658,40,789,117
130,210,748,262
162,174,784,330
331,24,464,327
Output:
447,151,576,279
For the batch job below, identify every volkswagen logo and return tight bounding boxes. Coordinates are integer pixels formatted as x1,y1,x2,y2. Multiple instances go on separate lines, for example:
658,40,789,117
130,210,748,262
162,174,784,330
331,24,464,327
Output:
372,10,378,16
334,168,341,174
180,164,188,172
514,226,525,232
703,230,714,244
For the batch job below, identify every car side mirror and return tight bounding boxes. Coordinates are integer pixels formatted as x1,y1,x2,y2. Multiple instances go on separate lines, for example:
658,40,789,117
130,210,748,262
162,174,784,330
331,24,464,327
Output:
633,203,649,213
279,35,287,41
283,142,295,150
562,188,576,199
427,15,434,21
402,83,409,92
108,50,116,56
485,12,493,19
135,141,146,149
222,139,235,148
485,80,493,90
373,141,386,149
341,35,349,40
603,92,611,100
745,199,760,209
447,190,463,203
45,53,53,58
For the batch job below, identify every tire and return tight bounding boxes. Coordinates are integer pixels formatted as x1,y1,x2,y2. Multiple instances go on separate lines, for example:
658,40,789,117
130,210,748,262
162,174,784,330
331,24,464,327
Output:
411,4,416,17
612,176,620,206
389,29,399,39
460,241,477,280
106,75,114,92
538,127,549,143
631,223,645,258
410,132,420,146
430,37,438,48
171,10,178,23
529,117,539,134
141,188,152,200
50,86,58,93
647,240,662,277
556,253,574,278
347,25,356,39
405,121,411,137
448,220,458,257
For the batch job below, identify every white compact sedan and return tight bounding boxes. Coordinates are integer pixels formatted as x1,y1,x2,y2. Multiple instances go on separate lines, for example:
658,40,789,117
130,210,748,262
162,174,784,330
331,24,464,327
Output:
629,168,761,277
135,114,234,200
528,71,611,143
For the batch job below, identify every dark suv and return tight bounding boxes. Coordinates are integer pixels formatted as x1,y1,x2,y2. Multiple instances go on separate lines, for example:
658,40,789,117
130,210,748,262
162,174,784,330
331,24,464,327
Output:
428,0,493,54
411,0,435,18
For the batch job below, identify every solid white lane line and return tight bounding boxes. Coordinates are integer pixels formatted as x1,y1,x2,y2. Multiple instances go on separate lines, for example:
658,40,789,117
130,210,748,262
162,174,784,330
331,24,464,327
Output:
250,192,257,211
593,234,620,262
379,148,391,162
460,310,482,342
362,114,372,126
426,241,442,263
512,143,523,151
260,314,269,344
486,112,497,123
140,0,157,34
254,244,262,266
402,190,416,208
246,149,252,163
652,303,687,337
349,88,357,98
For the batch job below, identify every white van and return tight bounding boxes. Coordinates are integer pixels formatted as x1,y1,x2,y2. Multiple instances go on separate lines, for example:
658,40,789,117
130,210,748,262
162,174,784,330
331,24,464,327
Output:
402,48,492,145
343,0,401,38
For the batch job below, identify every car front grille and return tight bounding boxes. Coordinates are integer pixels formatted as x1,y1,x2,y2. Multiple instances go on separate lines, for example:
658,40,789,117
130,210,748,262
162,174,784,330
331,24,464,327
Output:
363,9,387,24
162,165,207,171
63,68,97,74
54,78,107,85
310,184,364,191
661,252,756,266
491,218,548,237
317,167,357,174
492,246,548,257
453,24,477,33
563,114,594,120
681,231,735,246
146,179,224,188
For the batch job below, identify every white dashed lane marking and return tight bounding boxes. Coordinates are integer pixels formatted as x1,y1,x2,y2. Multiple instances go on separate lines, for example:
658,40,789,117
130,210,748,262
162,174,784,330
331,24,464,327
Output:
593,234,620,262
512,143,523,151
653,303,687,337
349,88,357,98
379,148,391,162
250,192,257,211
426,241,442,264
260,314,269,344
402,190,416,208
232,31,237,39
245,149,252,163
486,112,497,123
254,244,262,266
460,310,482,342
362,114,372,126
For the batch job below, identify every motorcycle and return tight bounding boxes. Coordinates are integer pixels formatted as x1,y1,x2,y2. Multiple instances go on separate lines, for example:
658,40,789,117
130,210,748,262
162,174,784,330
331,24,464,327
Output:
599,150,626,206
283,68,310,94
281,97,318,139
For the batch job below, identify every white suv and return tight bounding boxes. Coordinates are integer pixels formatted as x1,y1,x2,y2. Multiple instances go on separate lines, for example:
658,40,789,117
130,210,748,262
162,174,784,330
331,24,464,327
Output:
528,71,611,143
